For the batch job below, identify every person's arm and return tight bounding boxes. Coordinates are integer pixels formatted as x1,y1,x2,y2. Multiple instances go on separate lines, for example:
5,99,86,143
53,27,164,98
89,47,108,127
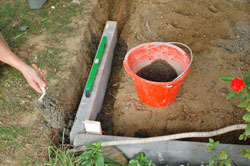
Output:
0,32,46,93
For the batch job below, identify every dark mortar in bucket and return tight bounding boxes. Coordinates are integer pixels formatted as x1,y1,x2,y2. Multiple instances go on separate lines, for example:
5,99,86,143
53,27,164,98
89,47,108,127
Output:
136,60,177,82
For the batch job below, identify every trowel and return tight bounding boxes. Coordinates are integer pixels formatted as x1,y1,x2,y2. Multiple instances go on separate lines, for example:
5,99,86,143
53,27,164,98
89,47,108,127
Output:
32,64,65,129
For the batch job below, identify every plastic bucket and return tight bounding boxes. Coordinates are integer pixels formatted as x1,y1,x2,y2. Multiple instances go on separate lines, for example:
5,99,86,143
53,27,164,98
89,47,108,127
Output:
123,42,193,107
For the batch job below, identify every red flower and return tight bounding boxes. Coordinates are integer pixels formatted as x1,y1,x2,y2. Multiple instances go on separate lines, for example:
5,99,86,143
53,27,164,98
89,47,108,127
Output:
230,78,245,92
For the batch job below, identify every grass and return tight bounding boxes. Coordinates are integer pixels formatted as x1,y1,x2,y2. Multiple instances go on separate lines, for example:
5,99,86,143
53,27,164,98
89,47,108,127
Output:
0,124,27,151
0,0,78,48
0,0,92,165
37,140,127,166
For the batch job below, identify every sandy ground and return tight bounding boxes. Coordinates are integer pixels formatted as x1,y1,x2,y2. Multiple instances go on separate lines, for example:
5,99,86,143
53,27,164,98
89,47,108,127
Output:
0,0,249,165
98,0,250,144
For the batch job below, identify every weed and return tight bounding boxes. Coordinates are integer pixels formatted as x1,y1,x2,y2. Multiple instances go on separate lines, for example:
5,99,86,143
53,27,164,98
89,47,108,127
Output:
241,148,250,159
221,74,250,140
41,141,125,166
129,152,156,166
206,138,232,166
220,68,250,159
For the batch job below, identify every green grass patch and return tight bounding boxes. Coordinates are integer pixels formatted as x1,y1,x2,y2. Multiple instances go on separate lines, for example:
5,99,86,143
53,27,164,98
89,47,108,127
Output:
0,0,91,165
0,0,78,48
0,124,28,153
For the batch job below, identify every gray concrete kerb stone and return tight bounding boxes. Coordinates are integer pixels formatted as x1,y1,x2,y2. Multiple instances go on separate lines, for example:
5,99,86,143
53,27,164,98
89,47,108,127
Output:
74,134,250,166
70,21,118,143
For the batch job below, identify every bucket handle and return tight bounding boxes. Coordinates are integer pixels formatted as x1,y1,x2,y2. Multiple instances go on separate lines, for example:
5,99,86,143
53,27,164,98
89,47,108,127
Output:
147,42,193,87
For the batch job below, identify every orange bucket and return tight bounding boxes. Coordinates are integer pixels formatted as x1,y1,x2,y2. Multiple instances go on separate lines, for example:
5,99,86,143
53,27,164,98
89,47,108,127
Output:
123,42,193,107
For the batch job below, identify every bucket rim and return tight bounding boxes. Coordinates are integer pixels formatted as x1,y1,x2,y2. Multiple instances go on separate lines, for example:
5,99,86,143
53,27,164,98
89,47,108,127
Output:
123,42,191,86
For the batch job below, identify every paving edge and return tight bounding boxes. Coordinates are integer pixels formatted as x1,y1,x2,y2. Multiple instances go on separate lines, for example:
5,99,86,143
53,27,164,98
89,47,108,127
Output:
70,21,118,143
74,133,250,166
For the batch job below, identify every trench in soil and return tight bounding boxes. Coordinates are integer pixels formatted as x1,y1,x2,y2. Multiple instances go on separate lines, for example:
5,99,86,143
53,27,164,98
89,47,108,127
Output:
66,0,250,144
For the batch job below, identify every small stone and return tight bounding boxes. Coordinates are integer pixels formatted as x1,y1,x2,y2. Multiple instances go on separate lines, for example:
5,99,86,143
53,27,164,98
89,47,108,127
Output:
71,0,80,4
242,71,248,74
64,129,70,136
176,97,182,100
220,88,228,93
18,25,29,31
209,5,218,13
220,115,225,119
67,120,73,128
51,6,56,9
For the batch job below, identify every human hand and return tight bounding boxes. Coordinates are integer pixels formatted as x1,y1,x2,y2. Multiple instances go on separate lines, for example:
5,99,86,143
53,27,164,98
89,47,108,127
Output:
20,63,47,93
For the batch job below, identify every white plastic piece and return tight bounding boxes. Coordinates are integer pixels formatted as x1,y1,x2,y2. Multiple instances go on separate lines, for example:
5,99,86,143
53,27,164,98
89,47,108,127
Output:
84,120,102,134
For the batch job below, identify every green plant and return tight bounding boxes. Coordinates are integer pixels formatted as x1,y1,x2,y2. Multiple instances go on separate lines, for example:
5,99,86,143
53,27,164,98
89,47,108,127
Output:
206,138,232,166
165,164,190,166
241,148,250,159
220,69,250,159
220,73,250,140
128,152,156,166
43,141,125,166
76,142,105,166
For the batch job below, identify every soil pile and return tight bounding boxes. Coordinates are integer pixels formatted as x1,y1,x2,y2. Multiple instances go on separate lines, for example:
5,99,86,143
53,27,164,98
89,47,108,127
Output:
136,60,177,82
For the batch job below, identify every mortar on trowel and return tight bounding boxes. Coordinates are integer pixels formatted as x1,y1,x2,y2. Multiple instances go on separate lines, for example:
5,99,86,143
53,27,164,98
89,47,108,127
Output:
32,64,65,129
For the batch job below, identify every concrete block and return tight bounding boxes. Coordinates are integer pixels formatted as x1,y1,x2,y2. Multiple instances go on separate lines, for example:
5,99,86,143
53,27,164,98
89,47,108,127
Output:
74,134,250,166
28,0,47,9
70,21,117,143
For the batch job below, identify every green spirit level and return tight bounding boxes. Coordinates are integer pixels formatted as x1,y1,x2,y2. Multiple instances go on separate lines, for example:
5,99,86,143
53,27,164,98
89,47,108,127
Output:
85,36,107,97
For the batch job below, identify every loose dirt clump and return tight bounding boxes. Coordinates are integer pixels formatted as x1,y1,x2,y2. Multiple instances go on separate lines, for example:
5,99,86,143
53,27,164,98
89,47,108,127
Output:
136,60,177,82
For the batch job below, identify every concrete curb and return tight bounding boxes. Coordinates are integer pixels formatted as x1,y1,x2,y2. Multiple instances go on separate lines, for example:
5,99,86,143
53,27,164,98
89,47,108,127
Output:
70,21,118,142
74,134,250,166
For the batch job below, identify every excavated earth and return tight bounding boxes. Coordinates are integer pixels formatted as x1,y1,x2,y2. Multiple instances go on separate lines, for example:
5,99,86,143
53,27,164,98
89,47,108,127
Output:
38,0,250,144
94,0,250,144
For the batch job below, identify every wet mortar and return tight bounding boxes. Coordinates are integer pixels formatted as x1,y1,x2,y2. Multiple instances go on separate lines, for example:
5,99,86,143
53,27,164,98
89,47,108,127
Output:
136,60,177,82
33,94,65,129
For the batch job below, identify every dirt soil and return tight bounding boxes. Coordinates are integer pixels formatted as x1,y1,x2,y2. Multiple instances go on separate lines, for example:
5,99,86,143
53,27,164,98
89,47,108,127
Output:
137,60,177,82
1,1,248,164
97,0,250,144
